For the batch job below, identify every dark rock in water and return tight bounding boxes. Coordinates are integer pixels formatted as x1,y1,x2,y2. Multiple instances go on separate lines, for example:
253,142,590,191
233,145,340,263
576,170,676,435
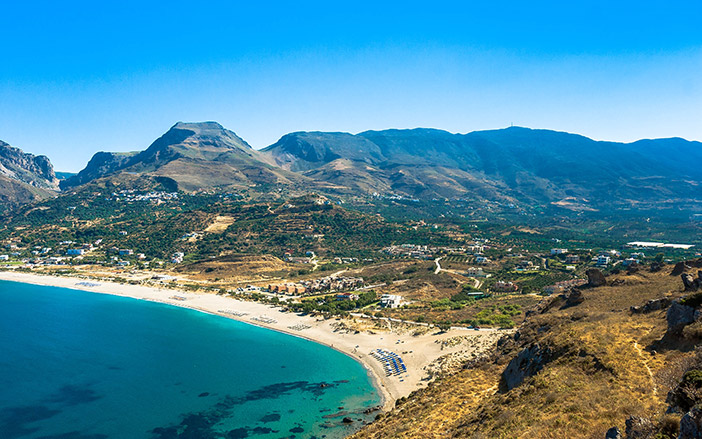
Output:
198,392,210,397
625,415,655,438
680,406,702,439
604,426,622,439
363,405,381,414
501,343,553,390
227,428,249,438
342,417,353,424
259,413,281,423
290,426,304,433
586,268,607,287
319,383,329,388
673,261,691,276
667,301,697,335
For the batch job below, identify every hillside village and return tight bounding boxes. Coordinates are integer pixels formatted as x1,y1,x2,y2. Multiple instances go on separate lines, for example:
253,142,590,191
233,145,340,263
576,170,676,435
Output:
2,207,697,330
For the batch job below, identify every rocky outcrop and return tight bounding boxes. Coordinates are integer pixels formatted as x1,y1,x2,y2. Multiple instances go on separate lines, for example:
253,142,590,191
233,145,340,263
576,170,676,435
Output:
681,272,702,292
673,262,692,276
631,297,672,314
680,407,702,439
649,261,664,272
624,416,655,438
667,302,698,335
586,268,607,287
501,343,553,390
604,427,622,438
564,289,584,308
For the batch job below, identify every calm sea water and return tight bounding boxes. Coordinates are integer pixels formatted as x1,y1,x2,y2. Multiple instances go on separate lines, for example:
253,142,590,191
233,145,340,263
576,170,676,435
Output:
0,280,381,439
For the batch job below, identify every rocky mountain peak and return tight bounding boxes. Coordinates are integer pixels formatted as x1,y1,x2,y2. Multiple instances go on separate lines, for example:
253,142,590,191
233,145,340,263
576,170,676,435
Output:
0,139,59,190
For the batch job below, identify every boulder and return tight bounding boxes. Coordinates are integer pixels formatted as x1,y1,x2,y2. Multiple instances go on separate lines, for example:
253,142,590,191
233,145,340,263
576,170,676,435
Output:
586,268,607,287
624,416,655,438
680,406,702,439
631,297,672,314
564,289,584,307
673,261,691,276
667,301,697,334
650,261,664,272
683,274,699,291
604,427,622,439
502,343,553,390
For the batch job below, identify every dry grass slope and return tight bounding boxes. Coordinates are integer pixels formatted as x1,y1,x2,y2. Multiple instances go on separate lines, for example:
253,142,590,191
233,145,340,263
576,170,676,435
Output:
354,269,690,438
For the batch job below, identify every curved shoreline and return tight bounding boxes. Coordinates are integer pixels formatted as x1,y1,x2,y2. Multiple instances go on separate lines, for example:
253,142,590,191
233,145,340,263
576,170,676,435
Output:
0,271,398,410
140,296,391,412
0,270,506,414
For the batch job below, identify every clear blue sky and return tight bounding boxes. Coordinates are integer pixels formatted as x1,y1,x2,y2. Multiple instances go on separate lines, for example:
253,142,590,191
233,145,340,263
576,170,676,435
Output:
1,0,701,171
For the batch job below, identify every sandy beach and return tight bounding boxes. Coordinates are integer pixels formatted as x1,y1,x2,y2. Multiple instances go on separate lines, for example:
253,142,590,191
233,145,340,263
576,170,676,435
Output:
0,270,507,411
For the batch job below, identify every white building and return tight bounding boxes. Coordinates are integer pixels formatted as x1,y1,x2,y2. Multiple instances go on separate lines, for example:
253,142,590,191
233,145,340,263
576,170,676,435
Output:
67,248,85,256
551,248,568,255
597,255,611,266
0,255,9,261
466,267,485,277
380,294,402,308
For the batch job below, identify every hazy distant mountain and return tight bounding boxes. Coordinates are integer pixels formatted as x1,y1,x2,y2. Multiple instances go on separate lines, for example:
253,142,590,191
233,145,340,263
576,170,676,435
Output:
62,122,307,191
0,140,58,208
262,126,702,210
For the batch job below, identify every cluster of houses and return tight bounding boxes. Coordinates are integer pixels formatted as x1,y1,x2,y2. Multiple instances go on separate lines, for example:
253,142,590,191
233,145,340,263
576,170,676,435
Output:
382,244,468,260
267,276,364,296
108,190,179,204
549,247,650,269
515,260,538,271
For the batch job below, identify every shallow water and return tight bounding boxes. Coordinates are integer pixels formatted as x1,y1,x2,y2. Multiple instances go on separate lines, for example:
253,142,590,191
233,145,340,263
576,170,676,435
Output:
0,280,381,438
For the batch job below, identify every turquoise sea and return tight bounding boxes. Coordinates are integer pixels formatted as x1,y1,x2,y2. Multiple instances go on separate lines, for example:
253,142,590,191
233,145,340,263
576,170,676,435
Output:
0,280,381,439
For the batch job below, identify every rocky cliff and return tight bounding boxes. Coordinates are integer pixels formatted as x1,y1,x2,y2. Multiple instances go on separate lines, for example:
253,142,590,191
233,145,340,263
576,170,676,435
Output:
0,140,58,209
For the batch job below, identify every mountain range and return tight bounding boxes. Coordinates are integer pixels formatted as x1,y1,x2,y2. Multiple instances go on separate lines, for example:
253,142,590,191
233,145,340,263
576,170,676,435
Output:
3,122,702,212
